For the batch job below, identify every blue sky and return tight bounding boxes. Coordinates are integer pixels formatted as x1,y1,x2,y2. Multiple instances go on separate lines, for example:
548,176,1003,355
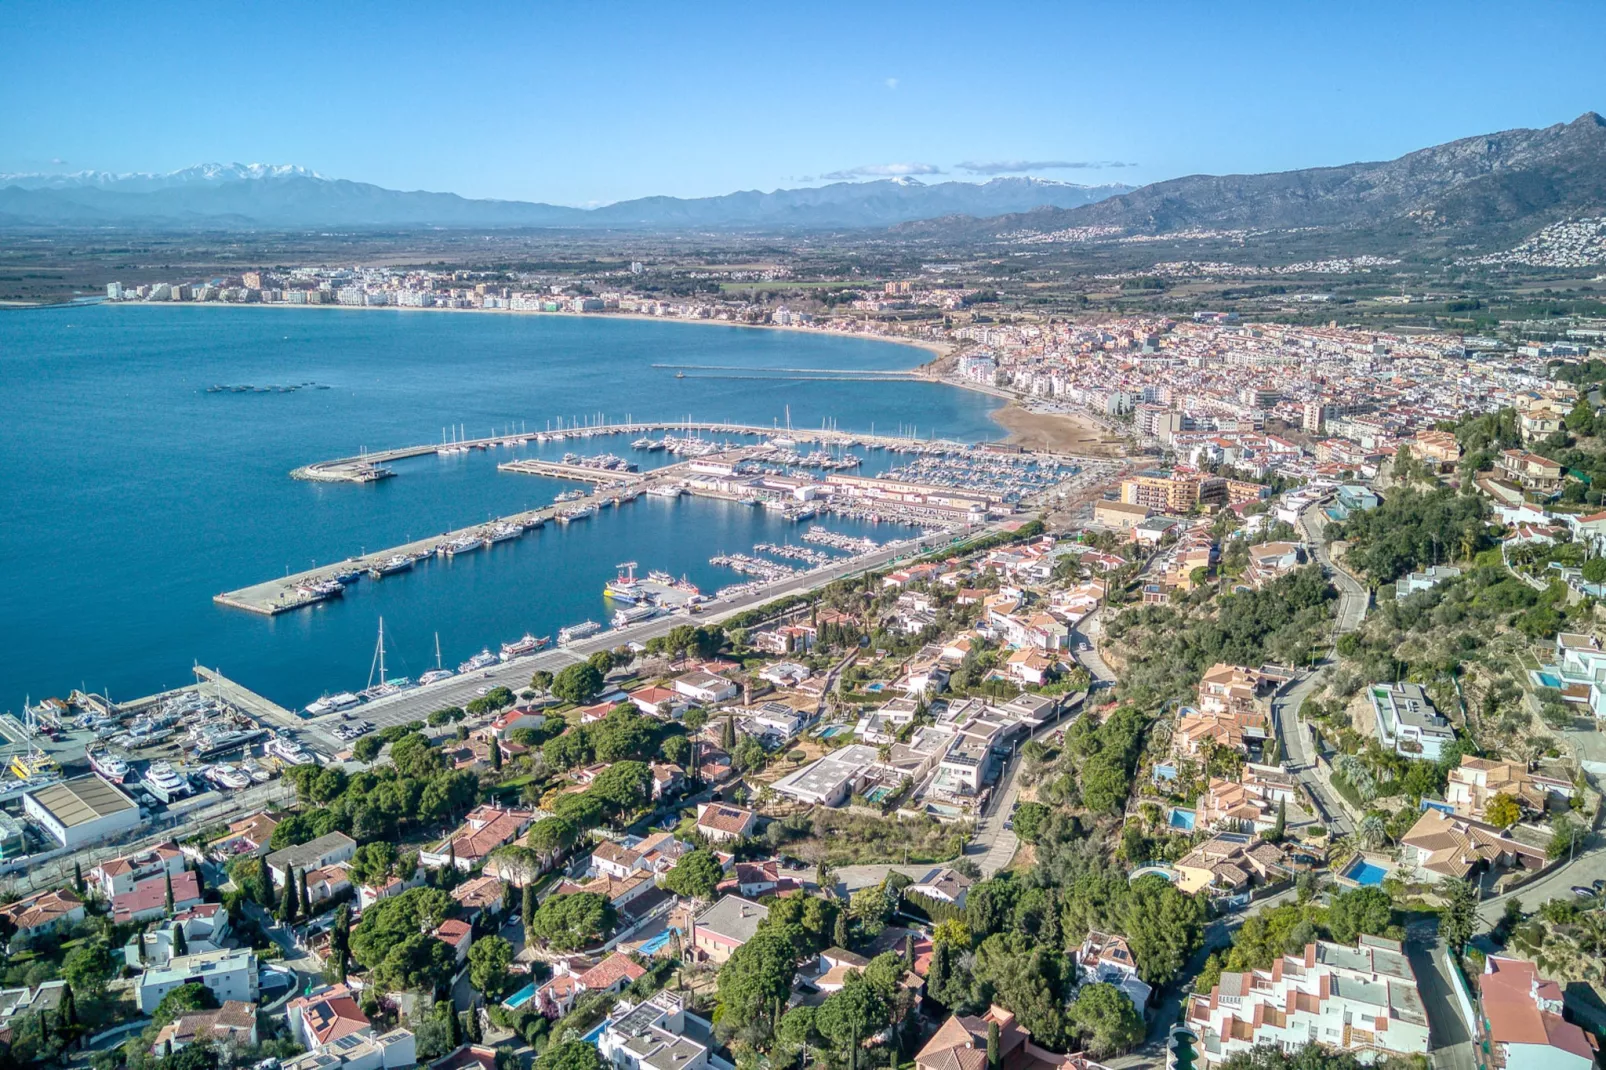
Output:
3,0,1602,206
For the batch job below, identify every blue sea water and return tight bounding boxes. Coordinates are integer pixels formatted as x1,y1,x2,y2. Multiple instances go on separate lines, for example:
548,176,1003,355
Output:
0,304,1002,708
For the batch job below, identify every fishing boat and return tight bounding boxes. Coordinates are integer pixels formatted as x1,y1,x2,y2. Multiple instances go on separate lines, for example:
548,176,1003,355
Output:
334,568,364,585
442,534,485,556
87,747,130,784
556,505,595,525
557,621,602,645
368,555,414,578
486,522,522,544
646,484,685,498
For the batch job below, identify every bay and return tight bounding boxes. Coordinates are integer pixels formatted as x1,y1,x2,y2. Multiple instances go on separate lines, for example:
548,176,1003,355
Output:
0,304,1001,708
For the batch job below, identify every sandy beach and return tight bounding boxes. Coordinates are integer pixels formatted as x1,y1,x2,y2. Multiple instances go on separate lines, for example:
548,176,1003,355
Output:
990,401,1126,457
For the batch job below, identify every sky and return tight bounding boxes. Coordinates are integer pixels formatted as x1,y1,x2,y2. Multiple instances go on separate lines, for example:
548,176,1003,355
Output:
3,0,1603,206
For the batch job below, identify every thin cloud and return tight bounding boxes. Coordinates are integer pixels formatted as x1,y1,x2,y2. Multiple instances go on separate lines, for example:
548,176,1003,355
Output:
884,77,899,91
957,159,1137,174
50,157,68,165
820,162,943,181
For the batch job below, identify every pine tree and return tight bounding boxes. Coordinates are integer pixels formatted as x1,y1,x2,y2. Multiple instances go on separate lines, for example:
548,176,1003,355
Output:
489,738,502,771
73,862,85,896
987,1022,1000,1070
281,871,299,923
164,870,175,914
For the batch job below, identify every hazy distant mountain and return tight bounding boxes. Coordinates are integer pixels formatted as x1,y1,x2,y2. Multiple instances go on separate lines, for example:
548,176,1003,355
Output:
0,165,1131,230
902,112,1606,247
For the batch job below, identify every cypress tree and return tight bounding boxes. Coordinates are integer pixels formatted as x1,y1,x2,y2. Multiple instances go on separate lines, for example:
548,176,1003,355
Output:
257,867,276,910
164,870,175,914
489,738,502,771
502,880,517,914
448,839,458,871
61,984,78,1027
465,1002,483,1043
833,909,850,950
73,862,85,896
522,884,537,936
987,1022,1000,1070
172,923,188,957
927,943,952,1006
333,904,351,982
720,716,735,752
300,868,313,916
1269,799,1287,842
38,1010,50,1048
444,1004,462,1049
281,871,299,923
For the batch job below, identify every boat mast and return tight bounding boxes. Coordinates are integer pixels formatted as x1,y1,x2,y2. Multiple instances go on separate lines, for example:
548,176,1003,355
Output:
434,631,443,670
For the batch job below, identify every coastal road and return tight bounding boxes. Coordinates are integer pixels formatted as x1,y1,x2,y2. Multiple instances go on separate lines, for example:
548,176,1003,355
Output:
310,528,973,745
1070,608,1117,685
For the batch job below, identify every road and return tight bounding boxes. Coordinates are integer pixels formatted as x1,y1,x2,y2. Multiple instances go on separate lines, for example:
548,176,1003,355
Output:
1070,608,1117,685
308,528,970,743
966,700,1088,876
1404,916,1477,1070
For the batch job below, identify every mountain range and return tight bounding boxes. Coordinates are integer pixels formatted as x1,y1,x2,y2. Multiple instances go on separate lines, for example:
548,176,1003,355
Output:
903,112,1606,246
0,168,1130,230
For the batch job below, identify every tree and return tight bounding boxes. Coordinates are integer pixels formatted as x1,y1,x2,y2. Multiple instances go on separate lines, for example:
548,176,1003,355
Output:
661,734,692,767
987,1021,1001,1070
165,870,176,914
721,716,736,752
444,1001,462,1049
535,1041,604,1070
1484,792,1521,831
1266,799,1286,842
350,887,454,969
528,893,614,951
150,983,217,1030
522,884,538,936
280,871,299,924
1326,887,1396,945
588,649,616,676
348,842,399,888
489,737,503,771
552,663,604,706
332,903,352,982
1439,878,1478,952
73,861,85,896
1011,801,1050,845
62,941,114,997
353,735,385,763
171,922,189,957
1548,815,1585,860
1067,982,1145,1057
468,935,515,1001
664,849,725,901
815,974,890,1070
300,868,314,916
717,928,800,1032
1120,874,1203,985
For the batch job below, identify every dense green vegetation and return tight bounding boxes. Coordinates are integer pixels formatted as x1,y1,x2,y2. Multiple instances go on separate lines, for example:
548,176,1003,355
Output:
1336,487,1490,584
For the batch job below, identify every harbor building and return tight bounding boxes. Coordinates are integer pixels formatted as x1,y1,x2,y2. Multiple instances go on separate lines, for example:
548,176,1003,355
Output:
23,775,141,849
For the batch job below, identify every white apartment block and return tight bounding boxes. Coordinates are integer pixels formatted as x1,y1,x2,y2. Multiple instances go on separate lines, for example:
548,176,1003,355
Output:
1186,936,1429,1067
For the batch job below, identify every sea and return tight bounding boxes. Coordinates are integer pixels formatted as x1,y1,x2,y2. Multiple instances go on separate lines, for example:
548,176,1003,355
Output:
0,304,1004,709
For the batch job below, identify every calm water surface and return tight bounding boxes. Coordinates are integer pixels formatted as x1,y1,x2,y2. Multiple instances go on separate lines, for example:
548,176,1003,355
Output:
0,305,1001,707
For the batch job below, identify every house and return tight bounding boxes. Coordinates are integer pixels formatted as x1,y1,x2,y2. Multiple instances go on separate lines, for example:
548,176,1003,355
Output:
810,946,871,993
127,902,231,967
717,860,799,900
281,1030,416,1070
1004,648,1055,686
1196,777,1280,834
207,812,282,861
266,832,357,888
136,948,258,1014
1095,499,1153,529
1446,756,1573,821
759,661,811,688
91,841,186,899
303,865,353,907
1185,936,1429,1067
112,870,203,925
420,806,535,870
151,1000,259,1053
0,889,85,945
550,872,654,913
1076,931,1152,1011
598,992,721,1070
1398,565,1462,596
489,707,547,738
1479,956,1596,1070
673,671,739,704
1370,682,1455,760
1398,809,1547,883
628,686,689,718
1244,542,1304,587
906,866,974,908
650,762,685,801
689,895,768,964
916,1005,1093,1070
450,875,507,922
1497,449,1564,491
288,984,372,1050
695,803,757,844
434,919,473,964
744,701,809,743
1174,834,1289,895
531,952,648,1017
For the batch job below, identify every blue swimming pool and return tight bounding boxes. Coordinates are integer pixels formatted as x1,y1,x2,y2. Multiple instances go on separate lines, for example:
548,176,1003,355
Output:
817,725,850,738
1344,858,1388,886
865,682,885,693
1536,672,1564,690
582,1020,609,1044
637,929,675,954
504,981,537,1009
1168,808,1197,831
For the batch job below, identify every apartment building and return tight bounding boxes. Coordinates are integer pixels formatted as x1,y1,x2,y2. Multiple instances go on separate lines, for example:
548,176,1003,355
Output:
1186,936,1429,1067
1121,471,1228,512
1496,449,1564,491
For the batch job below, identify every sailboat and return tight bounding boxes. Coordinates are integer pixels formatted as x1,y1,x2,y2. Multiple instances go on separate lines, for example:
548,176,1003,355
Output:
358,618,413,700
418,632,455,685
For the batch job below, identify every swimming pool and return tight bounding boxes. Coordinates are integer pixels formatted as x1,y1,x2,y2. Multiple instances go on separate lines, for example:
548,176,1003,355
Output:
1344,858,1388,886
866,786,892,803
504,981,537,1009
1168,807,1197,831
582,1020,609,1044
865,682,885,693
637,929,675,954
817,725,850,738
1535,671,1564,690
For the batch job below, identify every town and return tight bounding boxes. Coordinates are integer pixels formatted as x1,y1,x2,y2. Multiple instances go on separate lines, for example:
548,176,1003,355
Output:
6,296,1606,1070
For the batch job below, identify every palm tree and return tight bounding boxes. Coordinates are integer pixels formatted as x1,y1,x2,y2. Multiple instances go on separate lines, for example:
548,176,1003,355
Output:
1357,814,1388,850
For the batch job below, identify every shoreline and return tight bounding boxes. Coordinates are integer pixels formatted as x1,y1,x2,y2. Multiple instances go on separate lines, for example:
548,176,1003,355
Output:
100,297,954,363
988,400,1128,457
